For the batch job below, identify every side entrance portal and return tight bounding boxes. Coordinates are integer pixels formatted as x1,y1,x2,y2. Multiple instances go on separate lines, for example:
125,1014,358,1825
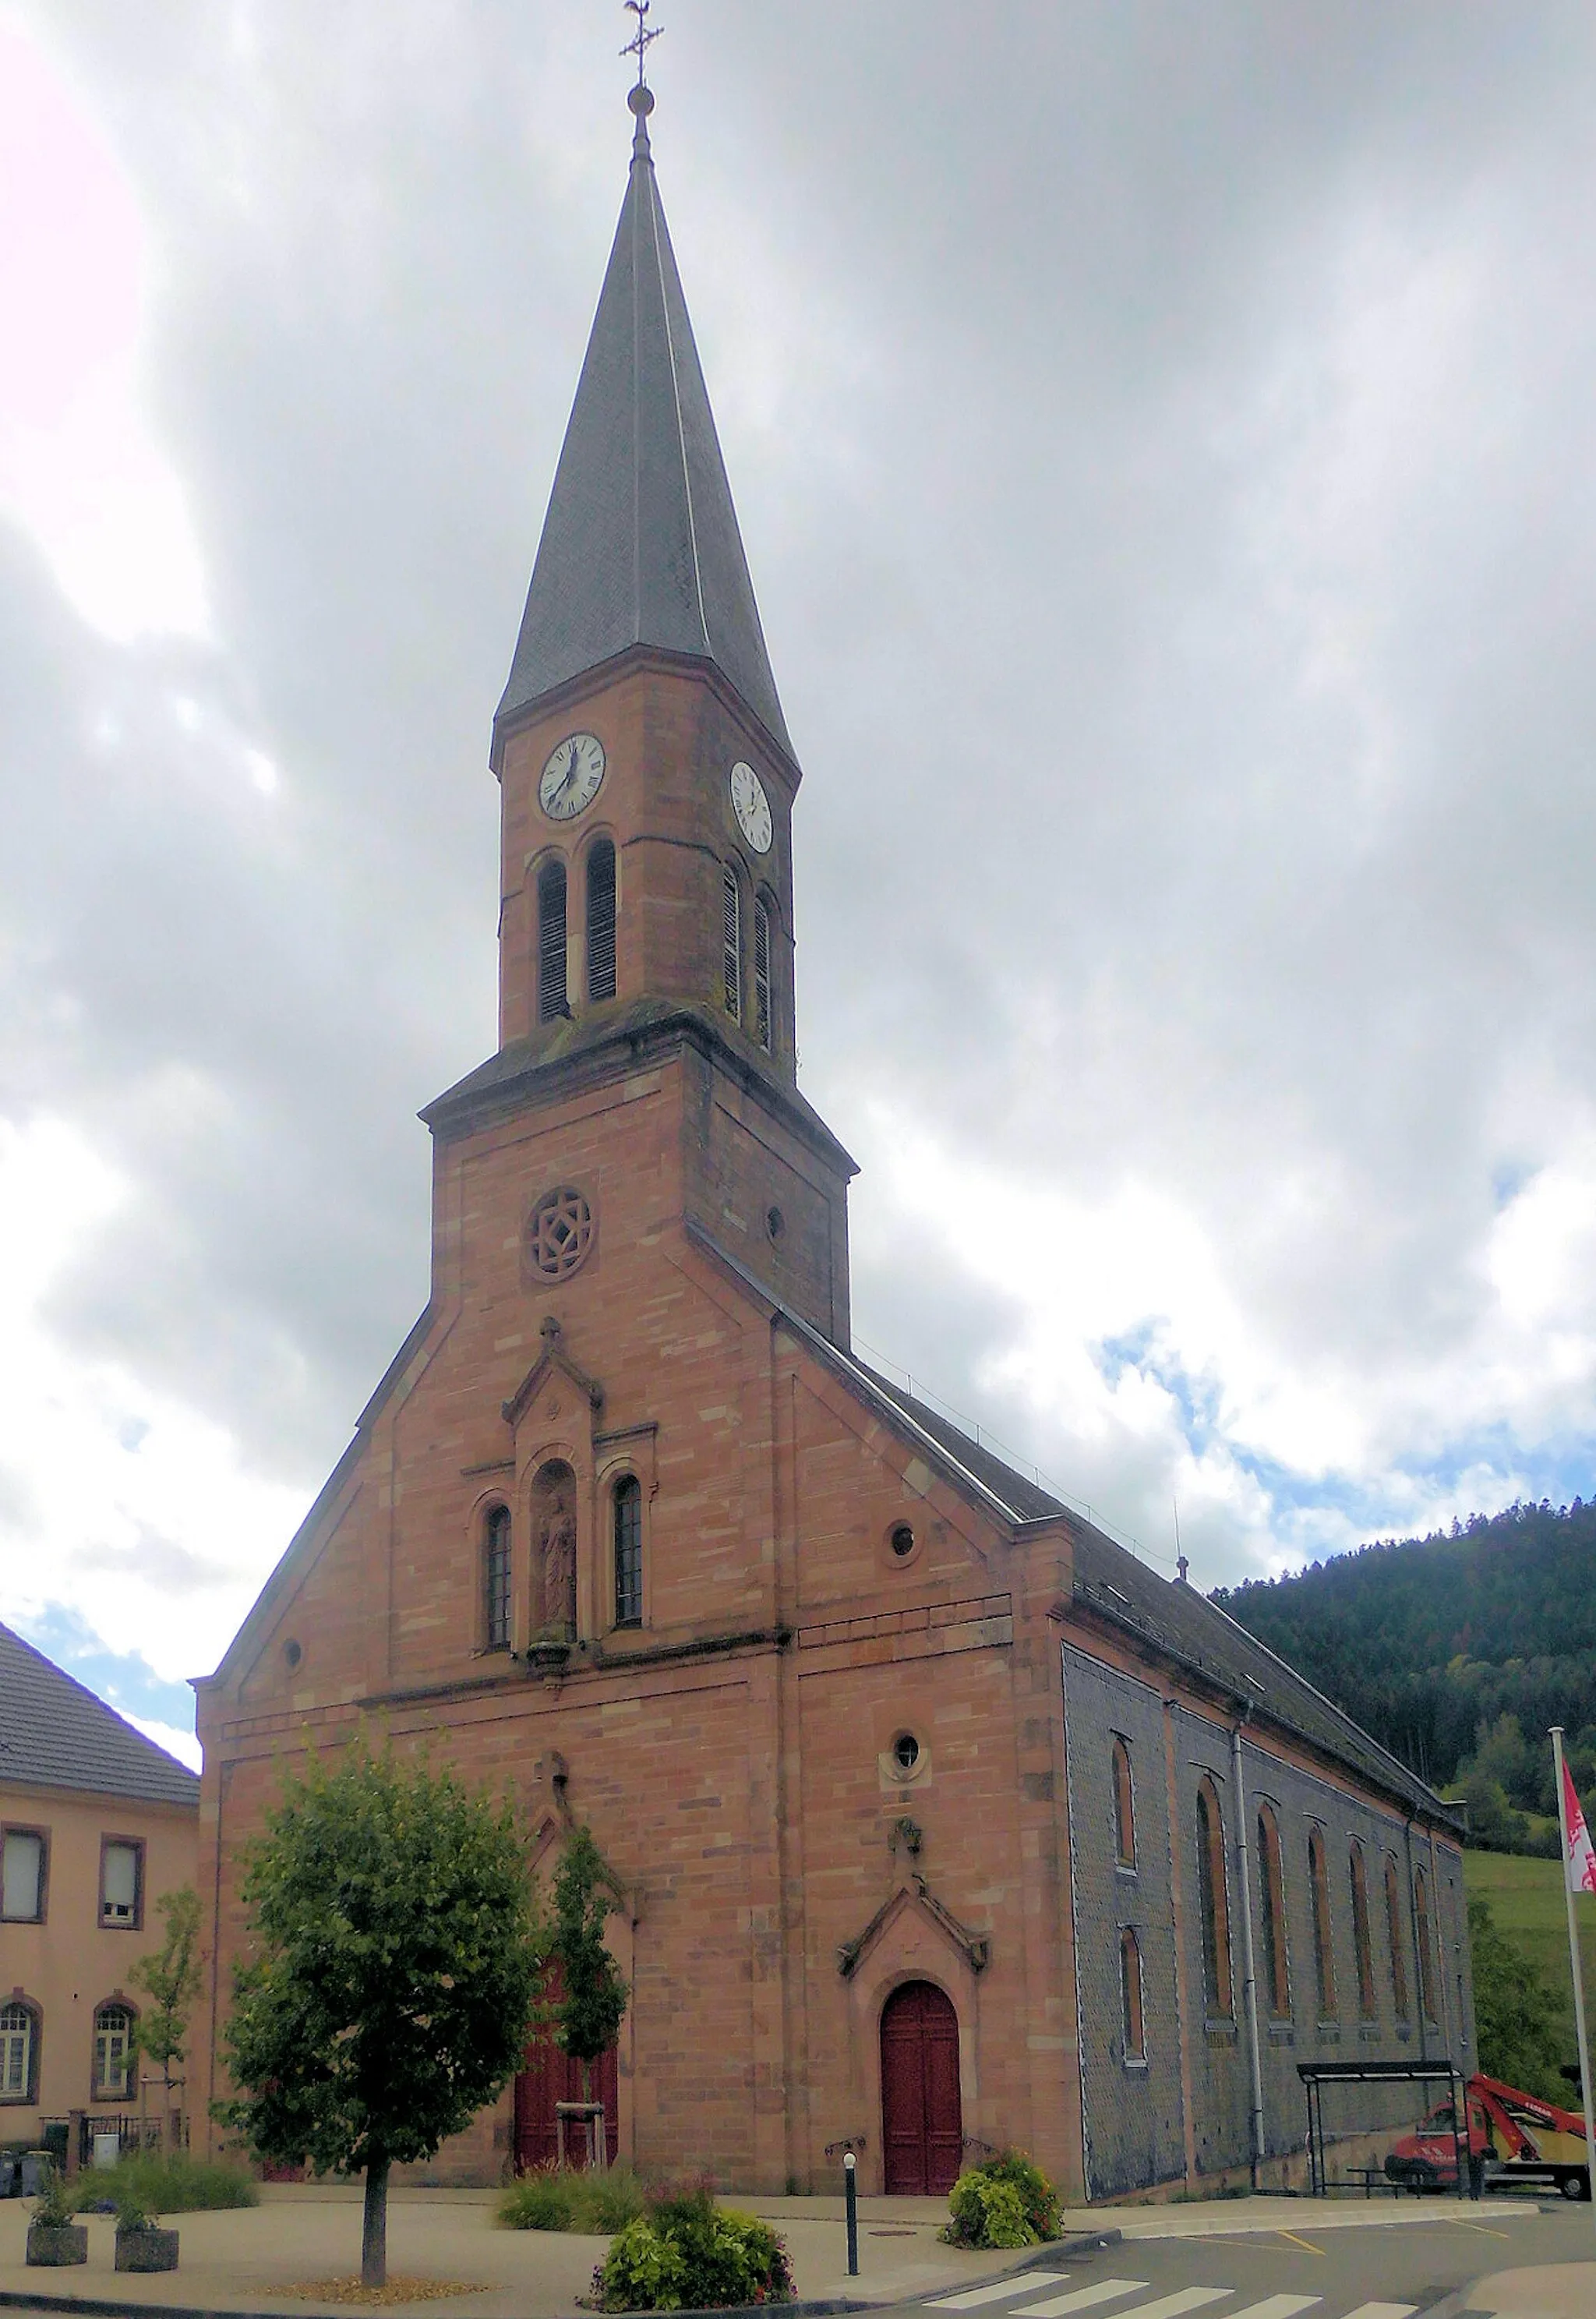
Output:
881,1979,963,2195
513,2031,620,2172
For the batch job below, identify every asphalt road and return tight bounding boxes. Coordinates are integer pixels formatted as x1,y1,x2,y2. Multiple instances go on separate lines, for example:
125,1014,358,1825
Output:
877,2205,1596,2319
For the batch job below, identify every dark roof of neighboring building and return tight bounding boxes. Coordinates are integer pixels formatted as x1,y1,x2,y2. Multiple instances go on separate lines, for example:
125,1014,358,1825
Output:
0,1621,200,1809
494,94,793,762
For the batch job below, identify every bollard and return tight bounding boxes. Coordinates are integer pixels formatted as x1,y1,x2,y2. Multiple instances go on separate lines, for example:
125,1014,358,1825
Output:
844,2149,858,2277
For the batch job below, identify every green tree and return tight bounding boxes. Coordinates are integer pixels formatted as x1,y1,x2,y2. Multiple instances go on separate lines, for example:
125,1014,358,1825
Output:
1467,1893,1570,2104
129,1886,203,2146
550,1826,629,2117
217,1736,547,2285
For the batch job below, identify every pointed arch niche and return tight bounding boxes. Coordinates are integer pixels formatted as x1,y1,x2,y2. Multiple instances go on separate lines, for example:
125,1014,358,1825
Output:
509,1795,640,2172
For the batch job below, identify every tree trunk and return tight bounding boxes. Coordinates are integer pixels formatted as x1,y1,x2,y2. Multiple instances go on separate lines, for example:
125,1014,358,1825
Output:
362,2154,390,2289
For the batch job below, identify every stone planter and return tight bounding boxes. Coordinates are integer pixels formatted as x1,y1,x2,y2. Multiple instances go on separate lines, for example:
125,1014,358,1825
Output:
115,2224,180,2273
26,2222,89,2267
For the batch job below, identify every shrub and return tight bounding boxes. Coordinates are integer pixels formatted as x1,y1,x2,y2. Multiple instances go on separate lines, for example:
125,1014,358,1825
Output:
941,2150,1061,2249
105,2155,259,2213
30,2162,76,2230
591,2188,793,2310
499,2165,645,2235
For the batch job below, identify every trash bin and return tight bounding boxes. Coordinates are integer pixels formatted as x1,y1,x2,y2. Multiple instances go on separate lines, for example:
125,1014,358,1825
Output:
0,2154,19,2198
19,2151,53,2197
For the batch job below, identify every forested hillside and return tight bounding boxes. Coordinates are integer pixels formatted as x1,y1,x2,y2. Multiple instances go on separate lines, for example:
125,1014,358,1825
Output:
1212,1499,1596,1849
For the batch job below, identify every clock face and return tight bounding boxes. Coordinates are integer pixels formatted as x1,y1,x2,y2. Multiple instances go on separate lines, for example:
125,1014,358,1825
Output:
538,731,606,821
729,760,773,854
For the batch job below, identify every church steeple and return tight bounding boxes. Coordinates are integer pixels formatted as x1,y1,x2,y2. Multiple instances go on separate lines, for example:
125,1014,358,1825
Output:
493,84,792,764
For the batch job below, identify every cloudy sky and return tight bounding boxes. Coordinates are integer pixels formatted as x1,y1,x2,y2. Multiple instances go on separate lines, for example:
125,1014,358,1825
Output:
4,2,1596,1769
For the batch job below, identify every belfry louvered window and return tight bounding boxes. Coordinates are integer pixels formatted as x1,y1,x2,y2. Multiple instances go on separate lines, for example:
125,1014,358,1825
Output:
484,1506,511,1650
613,1476,642,1627
722,866,741,1020
586,839,616,1002
537,857,568,1022
753,897,772,1052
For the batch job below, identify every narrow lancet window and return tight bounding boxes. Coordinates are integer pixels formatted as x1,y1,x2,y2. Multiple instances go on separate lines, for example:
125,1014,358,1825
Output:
1385,1854,1411,2018
586,839,616,1002
753,897,772,1052
485,1506,512,1650
1112,1737,1136,1870
1350,1840,1376,2019
1414,1865,1439,2023
538,857,568,1021
1259,1804,1291,2017
1119,1927,1145,2061
1195,1776,1232,2017
613,1476,642,1627
1308,1826,1336,2020
722,866,741,1020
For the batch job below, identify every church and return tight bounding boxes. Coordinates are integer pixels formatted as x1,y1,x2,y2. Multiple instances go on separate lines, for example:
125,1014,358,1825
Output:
192,77,1474,2204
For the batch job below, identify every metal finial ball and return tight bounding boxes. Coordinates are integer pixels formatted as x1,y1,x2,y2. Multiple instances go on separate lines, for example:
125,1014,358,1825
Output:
628,83,655,116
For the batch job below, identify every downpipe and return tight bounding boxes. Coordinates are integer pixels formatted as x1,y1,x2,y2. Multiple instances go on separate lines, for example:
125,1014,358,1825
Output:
1231,1716,1266,2191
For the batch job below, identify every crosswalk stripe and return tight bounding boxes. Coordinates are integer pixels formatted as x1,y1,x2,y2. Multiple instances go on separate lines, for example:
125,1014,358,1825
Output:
1076,2293,1232,2319
1337,2307,1415,2319
1011,2282,1153,2317
930,2276,1071,2310
1220,2299,1322,2319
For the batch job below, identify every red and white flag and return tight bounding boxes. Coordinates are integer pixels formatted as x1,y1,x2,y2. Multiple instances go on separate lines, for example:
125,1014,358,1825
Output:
1563,1756,1596,1896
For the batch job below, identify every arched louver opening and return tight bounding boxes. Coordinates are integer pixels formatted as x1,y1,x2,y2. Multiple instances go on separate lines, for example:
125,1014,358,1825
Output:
1384,1854,1411,2018
1195,1776,1232,2017
586,839,616,1002
753,896,772,1052
613,1476,642,1627
484,1506,512,1650
1308,1826,1336,2020
722,866,741,1020
537,857,568,1022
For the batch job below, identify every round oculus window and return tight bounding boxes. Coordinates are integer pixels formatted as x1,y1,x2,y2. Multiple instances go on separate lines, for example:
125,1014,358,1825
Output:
527,1185,595,1279
892,1732,920,1773
889,1522,915,1558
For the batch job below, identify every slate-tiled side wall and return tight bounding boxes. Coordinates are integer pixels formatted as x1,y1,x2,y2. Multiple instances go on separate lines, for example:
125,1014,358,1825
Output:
1061,1647,1185,2199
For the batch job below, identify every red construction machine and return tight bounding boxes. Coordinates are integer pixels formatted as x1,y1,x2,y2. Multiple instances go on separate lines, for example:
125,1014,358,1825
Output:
1385,2073,1591,2198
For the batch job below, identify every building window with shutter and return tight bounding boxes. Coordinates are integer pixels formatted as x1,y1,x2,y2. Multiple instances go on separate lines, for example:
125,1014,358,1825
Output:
1350,1840,1377,2019
0,2001,37,2102
1,1828,46,1921
1111,1737,1136,1871
753,896,772,1052
99,1840,143,1930
722,866,741,1020
1258,1804,1291,2018
613,1476,643,1628
537,857,568,1021
1384,1854,1411,2020
1308,1826,1337,2021
586,838,616,1002
1195,1776,1233,2017
484,1506,512,1651
93,2003,136,2099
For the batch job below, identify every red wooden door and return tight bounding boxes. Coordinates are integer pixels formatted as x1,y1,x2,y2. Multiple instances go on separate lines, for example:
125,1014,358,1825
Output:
513,1967,620,2171
881,1980,962,2194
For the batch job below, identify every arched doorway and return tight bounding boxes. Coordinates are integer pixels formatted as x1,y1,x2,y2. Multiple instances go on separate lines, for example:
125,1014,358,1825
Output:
513,1963,620,2172
881,1979,962,2194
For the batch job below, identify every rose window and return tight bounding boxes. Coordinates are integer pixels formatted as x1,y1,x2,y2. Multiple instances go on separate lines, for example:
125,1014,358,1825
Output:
526,1185,595,1278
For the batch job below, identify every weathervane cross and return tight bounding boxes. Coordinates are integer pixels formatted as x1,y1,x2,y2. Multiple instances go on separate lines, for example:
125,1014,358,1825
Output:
621,0,663,90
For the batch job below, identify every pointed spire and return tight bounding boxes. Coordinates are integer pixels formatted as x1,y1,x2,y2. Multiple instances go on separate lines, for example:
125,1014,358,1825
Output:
495,87,793,760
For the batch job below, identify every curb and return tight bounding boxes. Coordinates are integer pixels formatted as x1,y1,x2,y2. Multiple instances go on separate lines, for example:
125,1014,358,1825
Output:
0,2233,1128,2319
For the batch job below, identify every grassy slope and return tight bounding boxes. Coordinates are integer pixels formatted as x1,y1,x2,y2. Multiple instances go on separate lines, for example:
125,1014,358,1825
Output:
1463,1849,1596,2087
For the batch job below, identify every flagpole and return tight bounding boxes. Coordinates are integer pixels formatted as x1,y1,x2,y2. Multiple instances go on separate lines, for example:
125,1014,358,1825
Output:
1549,1726,1596,2237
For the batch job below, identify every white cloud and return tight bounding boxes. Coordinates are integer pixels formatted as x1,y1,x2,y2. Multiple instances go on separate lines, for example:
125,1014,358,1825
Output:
0,18,208,639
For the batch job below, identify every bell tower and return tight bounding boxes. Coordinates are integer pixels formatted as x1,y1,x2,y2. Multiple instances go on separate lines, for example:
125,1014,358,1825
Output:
428,77,856,1343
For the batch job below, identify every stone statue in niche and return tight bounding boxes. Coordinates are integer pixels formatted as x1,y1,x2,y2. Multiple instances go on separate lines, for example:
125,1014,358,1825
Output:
531,1462,577,1642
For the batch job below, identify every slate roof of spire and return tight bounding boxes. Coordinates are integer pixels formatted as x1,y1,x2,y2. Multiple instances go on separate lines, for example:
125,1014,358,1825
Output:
495,89,793,762
0,1621,200,1808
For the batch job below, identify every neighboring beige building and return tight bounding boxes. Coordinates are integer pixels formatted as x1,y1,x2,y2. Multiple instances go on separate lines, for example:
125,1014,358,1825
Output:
1,1623,199,2155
